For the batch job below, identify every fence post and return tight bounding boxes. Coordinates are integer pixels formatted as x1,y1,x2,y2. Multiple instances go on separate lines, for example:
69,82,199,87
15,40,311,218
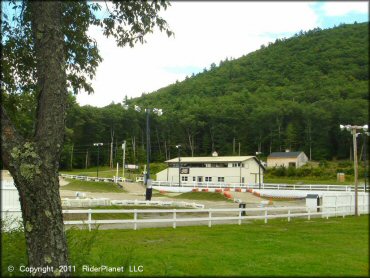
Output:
88,209,92,231
173,209,176,229
208,211,212,228
238,210,241,225
264,208,268,224
134,209,137,230
288,209,291,222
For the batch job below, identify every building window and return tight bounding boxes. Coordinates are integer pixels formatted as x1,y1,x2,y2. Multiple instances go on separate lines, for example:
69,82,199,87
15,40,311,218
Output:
232,163,241,167
182,176,188,182
218,177,225,182
193,177,196,182
205,177,212,182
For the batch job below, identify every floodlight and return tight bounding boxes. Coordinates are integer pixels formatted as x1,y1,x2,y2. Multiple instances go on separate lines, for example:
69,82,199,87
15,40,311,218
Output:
340,124,345,130
134,105,141,112
363,124,368,131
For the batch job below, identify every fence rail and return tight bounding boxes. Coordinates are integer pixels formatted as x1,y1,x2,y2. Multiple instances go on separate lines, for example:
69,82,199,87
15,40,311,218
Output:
61,204,368,231
59,174,367,192
152,181,366,192
4,204,368,231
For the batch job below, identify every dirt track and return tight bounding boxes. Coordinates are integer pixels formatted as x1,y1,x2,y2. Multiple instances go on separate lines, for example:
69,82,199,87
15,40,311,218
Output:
59,178,304,209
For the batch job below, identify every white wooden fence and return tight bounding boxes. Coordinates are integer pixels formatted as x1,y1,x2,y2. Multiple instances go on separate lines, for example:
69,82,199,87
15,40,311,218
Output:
152,181,366,192
61,204,369,231
61,198,204,209
3,204,368,232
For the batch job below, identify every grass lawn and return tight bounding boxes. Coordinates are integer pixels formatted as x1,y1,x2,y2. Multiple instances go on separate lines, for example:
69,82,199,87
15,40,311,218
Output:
61,167,140,179
61,179,125,193
2,216,368,277
171,191,233,202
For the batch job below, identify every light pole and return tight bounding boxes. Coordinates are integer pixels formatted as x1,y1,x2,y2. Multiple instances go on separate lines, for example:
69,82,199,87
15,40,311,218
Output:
363,132,369,192
340,124,368,216
131,104,163,200
122,141,126,180
176,145,181,187
93,143,103,178
256,152,262,189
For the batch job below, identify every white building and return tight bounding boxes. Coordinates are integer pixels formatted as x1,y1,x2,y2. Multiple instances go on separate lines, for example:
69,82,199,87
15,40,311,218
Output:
267,151,308,168
156,156,265,185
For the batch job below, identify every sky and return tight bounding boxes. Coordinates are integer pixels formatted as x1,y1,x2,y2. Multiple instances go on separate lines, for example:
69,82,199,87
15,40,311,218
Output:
72,1,369,107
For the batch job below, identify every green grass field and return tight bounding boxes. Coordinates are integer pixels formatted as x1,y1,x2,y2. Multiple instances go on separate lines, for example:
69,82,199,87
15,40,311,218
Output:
2,215,368,277
61,179,126,193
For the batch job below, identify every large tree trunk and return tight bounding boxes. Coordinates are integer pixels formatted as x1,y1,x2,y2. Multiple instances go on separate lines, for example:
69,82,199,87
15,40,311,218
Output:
1,1,69,276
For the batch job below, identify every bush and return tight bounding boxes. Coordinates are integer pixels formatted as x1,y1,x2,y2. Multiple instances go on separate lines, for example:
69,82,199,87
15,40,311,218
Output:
286,167,296,177
319,160,328,168
273,166,287,177
338,161,353,168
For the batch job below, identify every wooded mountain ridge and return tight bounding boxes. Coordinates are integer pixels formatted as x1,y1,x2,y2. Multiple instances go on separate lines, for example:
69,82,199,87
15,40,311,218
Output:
55,23,370,168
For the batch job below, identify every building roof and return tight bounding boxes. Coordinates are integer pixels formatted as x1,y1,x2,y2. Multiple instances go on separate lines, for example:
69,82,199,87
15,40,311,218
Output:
165,156,255,163
267,151,304,158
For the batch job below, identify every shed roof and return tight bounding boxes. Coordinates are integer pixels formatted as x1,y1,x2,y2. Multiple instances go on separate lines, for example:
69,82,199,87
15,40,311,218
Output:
165,156,255,163
267,151,304,158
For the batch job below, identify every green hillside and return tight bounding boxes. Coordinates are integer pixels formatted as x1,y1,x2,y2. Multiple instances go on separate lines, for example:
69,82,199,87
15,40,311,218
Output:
60,22,368,168
130,22,368,158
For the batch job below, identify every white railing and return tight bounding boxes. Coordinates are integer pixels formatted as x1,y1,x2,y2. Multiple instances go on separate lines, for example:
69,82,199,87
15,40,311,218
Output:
60,173,115,183
110,200,204,209
152,181,366,192
61,204,369,231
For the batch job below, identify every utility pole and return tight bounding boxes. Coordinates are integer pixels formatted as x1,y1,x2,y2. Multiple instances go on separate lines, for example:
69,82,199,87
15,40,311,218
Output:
110,128,114,168
238,142,241,156
145,109,152,200
93,143,103,178
256,152,262,189
176,145,181,187
70,144,74,170
233,138,235,155
340,124,368,216
122,141,126,179
364,132,369,192
85,149,89,169
352,128,358,216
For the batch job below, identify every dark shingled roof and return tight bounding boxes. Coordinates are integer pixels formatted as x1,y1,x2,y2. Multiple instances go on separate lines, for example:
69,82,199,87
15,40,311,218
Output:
268,151,303,158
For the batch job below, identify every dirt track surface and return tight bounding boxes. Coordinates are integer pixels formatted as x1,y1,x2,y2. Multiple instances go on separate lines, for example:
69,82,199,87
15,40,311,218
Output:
60,181,305,209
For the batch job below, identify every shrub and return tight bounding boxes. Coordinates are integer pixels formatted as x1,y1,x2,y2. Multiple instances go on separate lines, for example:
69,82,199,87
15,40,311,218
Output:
319,160,328,168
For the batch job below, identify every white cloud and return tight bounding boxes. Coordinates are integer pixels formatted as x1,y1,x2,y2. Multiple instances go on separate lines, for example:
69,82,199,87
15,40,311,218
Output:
320,1,368,16
77,2,319,107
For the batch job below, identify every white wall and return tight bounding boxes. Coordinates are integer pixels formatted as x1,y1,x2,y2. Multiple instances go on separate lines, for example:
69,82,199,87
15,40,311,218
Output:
322,192,369,215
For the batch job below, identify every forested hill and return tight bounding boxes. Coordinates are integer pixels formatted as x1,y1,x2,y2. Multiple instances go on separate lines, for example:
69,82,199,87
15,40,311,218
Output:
62,22,368,168
128,22,368,158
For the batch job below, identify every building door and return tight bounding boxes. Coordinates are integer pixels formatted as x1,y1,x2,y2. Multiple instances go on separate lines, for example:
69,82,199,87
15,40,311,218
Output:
197,176,203,183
